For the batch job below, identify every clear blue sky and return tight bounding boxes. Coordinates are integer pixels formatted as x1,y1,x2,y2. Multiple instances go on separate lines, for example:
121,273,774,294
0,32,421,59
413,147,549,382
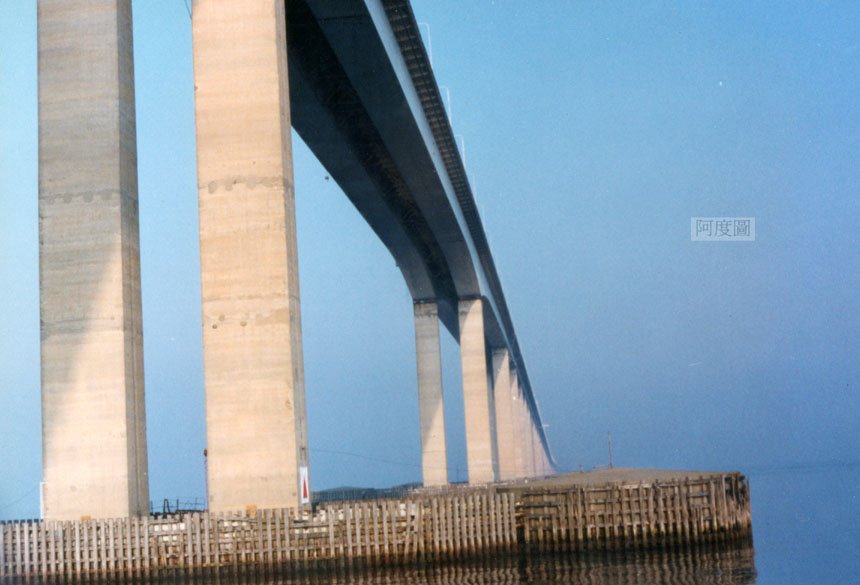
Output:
1,1,858,520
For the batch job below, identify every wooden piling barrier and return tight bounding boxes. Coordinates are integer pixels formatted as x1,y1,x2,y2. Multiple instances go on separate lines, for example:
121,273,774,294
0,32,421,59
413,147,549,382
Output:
0,472,751,579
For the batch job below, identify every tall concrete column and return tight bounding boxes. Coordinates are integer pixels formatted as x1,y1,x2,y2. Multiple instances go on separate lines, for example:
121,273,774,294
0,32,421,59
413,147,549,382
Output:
518,390,536,478
458,298,499,483
527,407,536,476
525,411,536,477
413,302,448,486
38,0,148,521
193,1,308,512
510,369,527,479
492,350,516,480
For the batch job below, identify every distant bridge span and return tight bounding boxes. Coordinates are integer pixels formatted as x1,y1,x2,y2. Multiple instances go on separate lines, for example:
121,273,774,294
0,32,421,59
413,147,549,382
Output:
36,0,554,520
286,0,554,475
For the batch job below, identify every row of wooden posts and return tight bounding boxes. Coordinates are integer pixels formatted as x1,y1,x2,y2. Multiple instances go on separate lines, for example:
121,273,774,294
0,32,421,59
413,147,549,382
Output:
0,473,751,580
517,474,752,550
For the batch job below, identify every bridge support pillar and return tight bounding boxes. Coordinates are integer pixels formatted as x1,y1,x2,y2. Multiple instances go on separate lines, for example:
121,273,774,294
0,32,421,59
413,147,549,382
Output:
523,405,536,477
38,0,148,521
458,298,499,483
413,302,448,486
531,418,541,476
528,414,535,476
192,0,308,512
492,350,517,480
540,437,549,474
510,369,527,478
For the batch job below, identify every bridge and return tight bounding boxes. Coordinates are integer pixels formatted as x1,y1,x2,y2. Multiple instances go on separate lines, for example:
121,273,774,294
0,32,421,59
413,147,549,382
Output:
37,0,554,520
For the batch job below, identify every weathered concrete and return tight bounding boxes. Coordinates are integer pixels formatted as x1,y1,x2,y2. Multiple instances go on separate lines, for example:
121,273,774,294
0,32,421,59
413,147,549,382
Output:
527,402,538,475
509,369,528,478
543,440,551,474
531,421,543,476
192,0,308,511
508,369,525,478
458,298,498,483
38,0,148,520
413,302,448,486
513,381,527,477
524,410,537,477
492,350,517,480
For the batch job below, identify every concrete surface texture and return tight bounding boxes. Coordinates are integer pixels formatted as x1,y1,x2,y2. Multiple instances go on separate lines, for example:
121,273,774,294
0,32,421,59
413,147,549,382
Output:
530,423,539,476
492,349,517,480
458,298,499,483
509,370,528,478
38,0,148,521
525,405,538,476
413,301,448,486
192,0,308,512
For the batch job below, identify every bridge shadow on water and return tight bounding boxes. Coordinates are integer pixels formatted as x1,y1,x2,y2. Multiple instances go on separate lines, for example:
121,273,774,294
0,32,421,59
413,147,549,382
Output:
3,540,755,585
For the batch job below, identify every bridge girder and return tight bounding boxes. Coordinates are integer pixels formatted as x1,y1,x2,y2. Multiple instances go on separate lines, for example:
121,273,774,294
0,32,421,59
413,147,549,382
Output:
287,0,555,467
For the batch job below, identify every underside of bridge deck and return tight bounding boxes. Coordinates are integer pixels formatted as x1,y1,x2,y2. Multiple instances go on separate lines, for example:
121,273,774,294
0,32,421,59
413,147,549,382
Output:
286,0,556,481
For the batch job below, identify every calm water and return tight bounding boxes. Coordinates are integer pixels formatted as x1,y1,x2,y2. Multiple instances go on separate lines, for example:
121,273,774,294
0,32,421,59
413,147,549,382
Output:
190,545,757,585
2,463,856,585
744,461,860,584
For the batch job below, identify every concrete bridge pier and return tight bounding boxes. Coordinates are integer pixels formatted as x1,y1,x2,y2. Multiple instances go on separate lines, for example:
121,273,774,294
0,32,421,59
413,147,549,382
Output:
524,401,538,476
531,418,544,476
458,298,499,483
509,369,527,478
413,301,448,486
192,0,308,512
38,0,149,521
527,404,537,476
492,350,517,480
